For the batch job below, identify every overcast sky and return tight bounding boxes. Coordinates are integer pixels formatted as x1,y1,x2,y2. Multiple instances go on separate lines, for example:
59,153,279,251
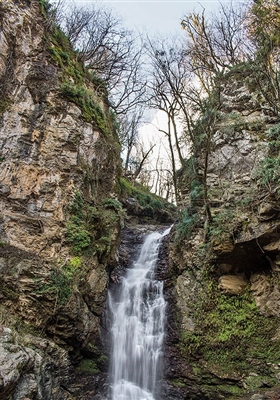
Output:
74,1,243,36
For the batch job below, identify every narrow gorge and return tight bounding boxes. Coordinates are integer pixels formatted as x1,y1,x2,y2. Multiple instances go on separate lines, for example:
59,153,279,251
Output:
1,1,280,400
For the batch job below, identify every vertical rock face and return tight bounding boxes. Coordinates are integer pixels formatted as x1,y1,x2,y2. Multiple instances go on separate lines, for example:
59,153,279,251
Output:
0,1,121,398
167,70,280,398
0,0,119,257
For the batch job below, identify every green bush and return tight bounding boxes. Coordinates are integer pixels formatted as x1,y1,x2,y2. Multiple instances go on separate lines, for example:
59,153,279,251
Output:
102,197,123,211
208,210,234,240
66,191,121,257
175,210,199,243
77,359,99,374
256,156,280,188
255,123,280,193
0,99,11,114
35,257,81,305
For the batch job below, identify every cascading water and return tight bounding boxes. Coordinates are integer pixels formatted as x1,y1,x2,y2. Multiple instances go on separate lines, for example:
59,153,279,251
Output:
108,227,171,400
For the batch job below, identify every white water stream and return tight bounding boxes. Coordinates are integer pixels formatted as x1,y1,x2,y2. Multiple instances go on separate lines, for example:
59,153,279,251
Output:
108,227,171,400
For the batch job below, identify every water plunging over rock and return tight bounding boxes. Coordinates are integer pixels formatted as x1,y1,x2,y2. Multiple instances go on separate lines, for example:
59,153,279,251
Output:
108,227,171,400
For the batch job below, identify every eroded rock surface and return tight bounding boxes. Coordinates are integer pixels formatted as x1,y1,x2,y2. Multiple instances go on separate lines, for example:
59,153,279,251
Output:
0,1,121,398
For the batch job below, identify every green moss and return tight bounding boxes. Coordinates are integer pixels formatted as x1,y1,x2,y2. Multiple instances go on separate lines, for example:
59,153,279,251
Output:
170,379,187,388
203,383,245,397
119,177,133,197
77,358,99,374
119,177,168,217
60,82,110,134
66,191,121,258
0,99,11,114
180,285,280,381
243,374,277,390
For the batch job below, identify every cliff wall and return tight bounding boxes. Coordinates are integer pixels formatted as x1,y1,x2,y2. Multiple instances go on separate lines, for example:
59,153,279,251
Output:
0,1,121,398
165,67,280,399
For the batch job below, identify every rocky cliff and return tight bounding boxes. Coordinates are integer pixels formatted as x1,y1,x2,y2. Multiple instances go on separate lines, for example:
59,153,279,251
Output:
0,0,122,398
164,66,280,399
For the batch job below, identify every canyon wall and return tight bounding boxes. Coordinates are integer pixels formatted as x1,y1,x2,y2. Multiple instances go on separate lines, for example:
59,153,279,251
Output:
164,67,280,399
0,1,121,398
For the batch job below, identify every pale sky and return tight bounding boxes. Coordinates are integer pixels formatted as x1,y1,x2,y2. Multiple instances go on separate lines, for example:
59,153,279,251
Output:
74,1,242,36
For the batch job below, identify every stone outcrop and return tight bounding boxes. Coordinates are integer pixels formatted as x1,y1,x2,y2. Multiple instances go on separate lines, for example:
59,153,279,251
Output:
0,327,72,400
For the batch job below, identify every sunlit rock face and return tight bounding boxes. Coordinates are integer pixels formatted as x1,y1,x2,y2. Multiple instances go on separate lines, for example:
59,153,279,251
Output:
0,0,114,258
0,1,121,399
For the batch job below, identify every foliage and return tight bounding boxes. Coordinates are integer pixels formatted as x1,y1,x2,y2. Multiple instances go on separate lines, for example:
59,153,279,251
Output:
47,21,111,131
66,191,121,258
249,0,280,54
180,284,280,379
175,210,199,244
109,108,120,134
208,210,234,241
76,358,99,374
256,156,280,188
119,177,166,214
35,257,81,305
255,124,280,194
88,70,108,94
39,0,53,17
60,82,110,134
49,28,84,81
102,197,123,211
177,156,204,206
0,99,11,115
267,123,280,154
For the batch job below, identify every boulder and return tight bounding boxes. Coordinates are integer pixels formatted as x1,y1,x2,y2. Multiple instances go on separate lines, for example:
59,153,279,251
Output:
218,274,248,295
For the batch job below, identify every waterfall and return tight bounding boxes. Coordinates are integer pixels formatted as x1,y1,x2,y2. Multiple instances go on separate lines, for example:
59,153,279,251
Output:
108,227,171,400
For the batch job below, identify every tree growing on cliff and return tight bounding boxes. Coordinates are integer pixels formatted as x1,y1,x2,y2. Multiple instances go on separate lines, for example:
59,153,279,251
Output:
246,0,280,117
55,3,148,115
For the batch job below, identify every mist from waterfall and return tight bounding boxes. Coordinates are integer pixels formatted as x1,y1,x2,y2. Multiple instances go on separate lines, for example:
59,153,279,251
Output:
108,227,171,400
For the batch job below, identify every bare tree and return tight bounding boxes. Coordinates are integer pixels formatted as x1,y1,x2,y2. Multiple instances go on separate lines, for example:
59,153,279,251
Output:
181,2,249,91
118,108,144,176
54,3,148,114
246,0,280,117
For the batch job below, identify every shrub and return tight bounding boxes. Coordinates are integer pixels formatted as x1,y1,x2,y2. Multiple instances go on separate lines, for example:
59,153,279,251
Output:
66,191,121,258
35,257,81,305
175,210,199,243
119,177,166,214
254,123,280,194
208,210,234,240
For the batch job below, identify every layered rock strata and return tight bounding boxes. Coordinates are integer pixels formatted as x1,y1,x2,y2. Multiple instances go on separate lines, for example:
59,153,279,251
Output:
0,1,121,398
